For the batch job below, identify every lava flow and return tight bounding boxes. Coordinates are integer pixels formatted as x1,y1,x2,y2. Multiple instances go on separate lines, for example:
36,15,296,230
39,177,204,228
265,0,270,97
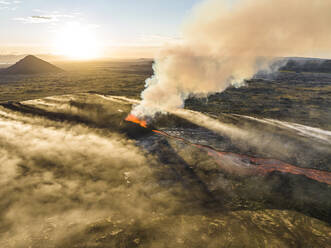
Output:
125,114,147,128
125,115,331,185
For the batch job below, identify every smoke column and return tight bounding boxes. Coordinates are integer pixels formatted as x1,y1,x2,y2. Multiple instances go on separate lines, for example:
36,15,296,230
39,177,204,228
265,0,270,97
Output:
132,0,331,117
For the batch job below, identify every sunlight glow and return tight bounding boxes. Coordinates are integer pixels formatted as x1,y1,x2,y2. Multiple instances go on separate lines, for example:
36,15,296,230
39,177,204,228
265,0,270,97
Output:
52,22,101,60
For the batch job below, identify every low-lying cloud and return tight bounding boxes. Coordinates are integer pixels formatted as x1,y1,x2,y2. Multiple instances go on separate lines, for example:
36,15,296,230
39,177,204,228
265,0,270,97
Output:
0,105,172,247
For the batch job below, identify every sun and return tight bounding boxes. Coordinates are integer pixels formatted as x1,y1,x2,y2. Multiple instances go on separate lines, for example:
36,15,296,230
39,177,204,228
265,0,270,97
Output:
52,22,101,60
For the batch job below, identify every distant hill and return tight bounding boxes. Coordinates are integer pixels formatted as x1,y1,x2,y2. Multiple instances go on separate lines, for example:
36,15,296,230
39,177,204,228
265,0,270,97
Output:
0,55,64,75
280,58,331,73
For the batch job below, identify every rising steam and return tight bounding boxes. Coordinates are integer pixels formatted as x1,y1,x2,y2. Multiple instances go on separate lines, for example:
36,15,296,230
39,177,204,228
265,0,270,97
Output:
133,0,331,117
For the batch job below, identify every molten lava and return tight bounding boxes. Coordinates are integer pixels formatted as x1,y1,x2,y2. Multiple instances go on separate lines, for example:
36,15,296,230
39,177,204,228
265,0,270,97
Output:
125,114,147,128
125,115,331,185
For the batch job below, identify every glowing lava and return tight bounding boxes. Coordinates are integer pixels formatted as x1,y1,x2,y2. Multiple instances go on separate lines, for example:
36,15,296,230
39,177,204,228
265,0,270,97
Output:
125,115,331,185
125,114,147,128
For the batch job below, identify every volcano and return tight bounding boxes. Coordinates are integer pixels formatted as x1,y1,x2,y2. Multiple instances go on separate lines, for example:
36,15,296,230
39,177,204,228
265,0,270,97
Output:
0,55,64,75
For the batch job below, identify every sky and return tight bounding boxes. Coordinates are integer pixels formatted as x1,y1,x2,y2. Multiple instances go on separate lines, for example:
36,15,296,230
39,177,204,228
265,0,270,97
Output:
0,0,202,58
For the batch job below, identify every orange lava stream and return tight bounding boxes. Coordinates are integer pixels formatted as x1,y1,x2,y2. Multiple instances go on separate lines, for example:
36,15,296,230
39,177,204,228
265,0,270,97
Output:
126,115,331,185
125,114,147,128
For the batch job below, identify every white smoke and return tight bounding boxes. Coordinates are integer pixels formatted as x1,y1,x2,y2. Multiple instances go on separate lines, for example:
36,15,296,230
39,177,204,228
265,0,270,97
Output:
133,0,331,117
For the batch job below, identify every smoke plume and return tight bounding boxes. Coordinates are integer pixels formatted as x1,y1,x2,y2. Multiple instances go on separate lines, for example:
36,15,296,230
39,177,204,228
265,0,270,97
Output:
133,0,331,117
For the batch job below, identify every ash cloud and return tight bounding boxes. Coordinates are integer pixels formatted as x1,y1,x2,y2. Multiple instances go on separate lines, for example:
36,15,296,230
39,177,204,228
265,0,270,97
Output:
133,0,331,117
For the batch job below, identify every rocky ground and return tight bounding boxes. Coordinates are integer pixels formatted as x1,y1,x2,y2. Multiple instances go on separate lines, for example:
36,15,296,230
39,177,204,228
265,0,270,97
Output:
0,60,330,247
0,93,330,248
